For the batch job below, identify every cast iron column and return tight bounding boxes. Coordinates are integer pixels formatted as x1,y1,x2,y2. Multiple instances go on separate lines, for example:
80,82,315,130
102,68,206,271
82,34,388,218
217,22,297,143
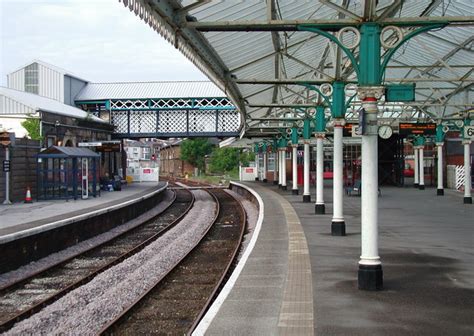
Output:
315,134,325,214
303,141,311,202
331,118,345,235
357,87,384,291
292,145,298,194
464,140,472,204
436,143,444,195
419,146,425,190
414,146,419,188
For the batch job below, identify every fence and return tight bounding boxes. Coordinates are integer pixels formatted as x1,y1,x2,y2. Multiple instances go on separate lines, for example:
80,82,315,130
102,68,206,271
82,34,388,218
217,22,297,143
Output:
0,139,41,202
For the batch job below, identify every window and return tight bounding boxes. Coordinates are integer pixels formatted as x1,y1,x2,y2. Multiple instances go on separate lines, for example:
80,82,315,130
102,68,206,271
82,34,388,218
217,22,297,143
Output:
25,63,39,94
267,153,275,171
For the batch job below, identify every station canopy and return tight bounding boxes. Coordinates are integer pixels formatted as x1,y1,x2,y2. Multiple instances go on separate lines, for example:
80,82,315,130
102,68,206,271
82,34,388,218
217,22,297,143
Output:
120,0,474,140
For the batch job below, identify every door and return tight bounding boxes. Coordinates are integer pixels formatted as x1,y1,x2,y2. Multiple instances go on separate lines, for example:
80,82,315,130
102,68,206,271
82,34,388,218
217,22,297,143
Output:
81,158,89,199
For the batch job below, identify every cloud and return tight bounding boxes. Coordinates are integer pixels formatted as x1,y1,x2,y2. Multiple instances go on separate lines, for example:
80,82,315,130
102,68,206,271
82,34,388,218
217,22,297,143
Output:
0,0,207,85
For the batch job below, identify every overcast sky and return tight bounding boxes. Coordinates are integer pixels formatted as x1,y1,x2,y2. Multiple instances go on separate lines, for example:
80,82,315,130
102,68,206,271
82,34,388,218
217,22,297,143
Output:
0,0,207,86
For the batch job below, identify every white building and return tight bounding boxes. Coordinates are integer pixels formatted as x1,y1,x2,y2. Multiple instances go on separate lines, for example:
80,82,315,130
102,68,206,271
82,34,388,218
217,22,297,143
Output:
7,60,88,106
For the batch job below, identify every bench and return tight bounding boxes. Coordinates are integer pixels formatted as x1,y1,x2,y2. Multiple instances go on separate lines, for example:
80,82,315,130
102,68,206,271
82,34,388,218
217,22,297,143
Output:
345,180,381,196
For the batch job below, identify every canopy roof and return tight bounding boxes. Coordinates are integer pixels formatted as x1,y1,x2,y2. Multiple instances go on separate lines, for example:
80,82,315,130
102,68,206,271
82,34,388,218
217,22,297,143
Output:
120,0,474,138
0,87,104,123
37,146,101,158
75,80,226,100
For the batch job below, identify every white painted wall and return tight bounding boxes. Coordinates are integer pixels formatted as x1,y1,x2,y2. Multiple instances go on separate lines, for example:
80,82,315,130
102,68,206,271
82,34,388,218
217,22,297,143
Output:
38,63,64,102
7,68,25,91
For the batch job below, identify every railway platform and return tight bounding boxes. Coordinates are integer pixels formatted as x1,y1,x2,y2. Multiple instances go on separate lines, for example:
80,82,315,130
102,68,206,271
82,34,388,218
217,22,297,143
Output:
203,182,473,336
0,182,165,239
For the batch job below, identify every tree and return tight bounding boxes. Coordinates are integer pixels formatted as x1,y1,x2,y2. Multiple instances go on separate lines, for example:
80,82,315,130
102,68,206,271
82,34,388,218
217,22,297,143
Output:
21,117,42,140
180,138,213,171
209,147,240,173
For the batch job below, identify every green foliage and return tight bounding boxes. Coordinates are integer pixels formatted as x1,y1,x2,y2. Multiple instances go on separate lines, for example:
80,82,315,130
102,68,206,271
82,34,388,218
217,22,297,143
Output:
239,151,255,167
209,147,240,173
180,138,213,170
21,117,42,140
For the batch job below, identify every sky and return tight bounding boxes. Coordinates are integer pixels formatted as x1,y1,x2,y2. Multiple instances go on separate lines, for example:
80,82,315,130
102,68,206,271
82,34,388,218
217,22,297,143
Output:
0,0,207,85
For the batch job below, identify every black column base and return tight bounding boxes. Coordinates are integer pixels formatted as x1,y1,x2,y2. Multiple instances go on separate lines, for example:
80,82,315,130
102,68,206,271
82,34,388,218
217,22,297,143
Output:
303,195,311,203
273,180,278,185
292,189,299,195
437,188,444,196
464,196,472,204
358,264,383,291
331,221,346,236
278,184,282,189
315,204,325,214
255,177,259,181
282,185,287,191
414,183,419,188
263,178,268,183
419,184,425,190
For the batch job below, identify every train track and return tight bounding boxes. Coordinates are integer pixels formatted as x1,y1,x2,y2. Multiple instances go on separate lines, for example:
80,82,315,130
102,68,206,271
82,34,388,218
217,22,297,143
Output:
100,187,246,335
0,188,194,333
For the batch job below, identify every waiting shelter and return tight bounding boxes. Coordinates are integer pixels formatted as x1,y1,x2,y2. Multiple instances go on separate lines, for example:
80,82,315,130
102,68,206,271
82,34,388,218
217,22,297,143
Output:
36,146,100,200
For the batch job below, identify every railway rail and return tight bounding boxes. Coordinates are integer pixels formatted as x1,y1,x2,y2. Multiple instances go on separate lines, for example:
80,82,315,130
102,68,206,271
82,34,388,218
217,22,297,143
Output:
101,187,246,335
0,188,194,333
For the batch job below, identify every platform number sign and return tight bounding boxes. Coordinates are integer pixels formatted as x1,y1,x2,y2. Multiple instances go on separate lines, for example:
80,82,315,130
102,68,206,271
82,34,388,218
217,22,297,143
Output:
464,126,474,140
3,160,10,172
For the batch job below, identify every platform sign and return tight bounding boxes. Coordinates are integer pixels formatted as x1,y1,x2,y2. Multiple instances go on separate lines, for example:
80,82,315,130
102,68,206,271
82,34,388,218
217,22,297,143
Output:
464,126,474,139
399,123,436,135
343,123,355,136
3,160,10,172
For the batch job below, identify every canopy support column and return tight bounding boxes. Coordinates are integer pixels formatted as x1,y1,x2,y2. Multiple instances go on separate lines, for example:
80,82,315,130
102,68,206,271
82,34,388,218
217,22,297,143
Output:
414,147,419,188
419,146,425,190
263,152,268,183
315,134,325,214
303,142,311,202
292,145,299,195
464,140,472,204
331,119,345,236
437,143,444,195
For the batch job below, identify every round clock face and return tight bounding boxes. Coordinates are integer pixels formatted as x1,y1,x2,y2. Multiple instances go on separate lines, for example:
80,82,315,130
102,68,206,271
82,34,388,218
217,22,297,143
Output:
378,125,393,139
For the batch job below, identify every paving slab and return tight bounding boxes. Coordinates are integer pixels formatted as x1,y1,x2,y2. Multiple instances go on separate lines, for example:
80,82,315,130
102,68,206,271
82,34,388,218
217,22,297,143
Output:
0,182,164,237
276,182,474,336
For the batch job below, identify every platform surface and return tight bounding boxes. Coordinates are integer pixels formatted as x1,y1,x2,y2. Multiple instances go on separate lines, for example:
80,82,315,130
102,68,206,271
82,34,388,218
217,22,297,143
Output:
0,182,164,238
207,181,474,336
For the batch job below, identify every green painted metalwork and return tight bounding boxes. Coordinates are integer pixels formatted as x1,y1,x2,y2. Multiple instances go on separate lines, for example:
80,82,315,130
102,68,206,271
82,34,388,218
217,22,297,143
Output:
331,81,345,118
435,125,445,143
291,127,299,145
262,143,268,152
314,106,326,133
301,84,331,107
105,100,111,110
303,119,312,139
254,143,260,153
385,84,416,102
298,25,360,78
359,24,381,86
380,24,446,82
273,138,279,152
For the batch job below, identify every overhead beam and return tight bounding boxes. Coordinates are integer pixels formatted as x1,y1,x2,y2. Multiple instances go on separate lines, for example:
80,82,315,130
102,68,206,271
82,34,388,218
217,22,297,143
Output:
236,78,472,84
184,16,474,31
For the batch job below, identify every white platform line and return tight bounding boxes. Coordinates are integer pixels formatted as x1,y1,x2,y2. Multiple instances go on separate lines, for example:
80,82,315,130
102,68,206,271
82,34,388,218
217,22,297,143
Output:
192,181,264,336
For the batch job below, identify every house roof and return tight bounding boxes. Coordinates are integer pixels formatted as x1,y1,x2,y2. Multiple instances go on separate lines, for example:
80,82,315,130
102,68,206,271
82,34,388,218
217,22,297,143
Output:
0,87,105,123
75,81,227,100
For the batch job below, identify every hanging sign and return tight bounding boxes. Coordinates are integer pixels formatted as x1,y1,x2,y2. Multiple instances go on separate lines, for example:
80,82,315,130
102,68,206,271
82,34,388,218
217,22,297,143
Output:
399,123,436,135
464,126,474,139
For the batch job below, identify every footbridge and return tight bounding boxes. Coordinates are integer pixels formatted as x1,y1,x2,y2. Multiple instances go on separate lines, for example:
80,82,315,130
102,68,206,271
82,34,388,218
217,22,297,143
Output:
75,81,241,138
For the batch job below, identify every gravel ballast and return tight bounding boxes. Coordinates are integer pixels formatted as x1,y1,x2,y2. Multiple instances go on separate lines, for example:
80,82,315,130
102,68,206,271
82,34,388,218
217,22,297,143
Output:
0,190,175,289
4,190,216,336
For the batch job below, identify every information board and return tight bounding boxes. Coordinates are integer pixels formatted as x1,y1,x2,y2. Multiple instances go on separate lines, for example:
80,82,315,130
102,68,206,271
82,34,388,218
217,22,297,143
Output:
399,123,436,135
464,126,474,139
